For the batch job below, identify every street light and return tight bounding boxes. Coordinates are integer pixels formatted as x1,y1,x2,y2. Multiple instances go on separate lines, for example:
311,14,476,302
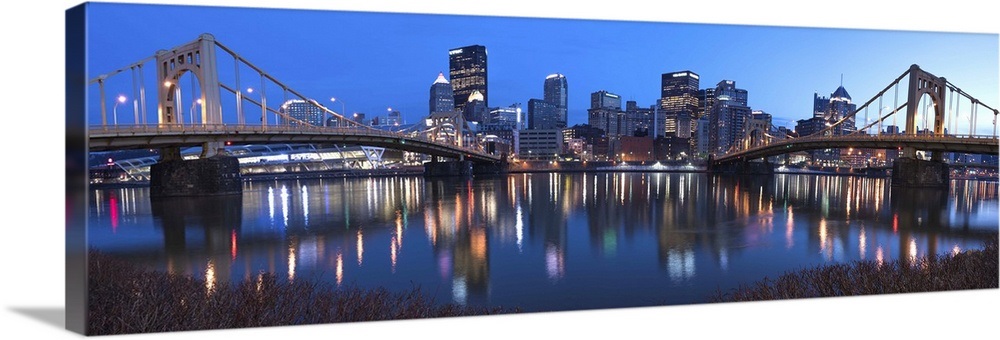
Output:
189,98,202,125
246,87,274,126
331,97,347,126
113,95,127,125
246,87,261,123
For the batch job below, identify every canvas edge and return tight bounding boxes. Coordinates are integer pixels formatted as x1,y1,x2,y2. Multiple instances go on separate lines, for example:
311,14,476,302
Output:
65,2,89,335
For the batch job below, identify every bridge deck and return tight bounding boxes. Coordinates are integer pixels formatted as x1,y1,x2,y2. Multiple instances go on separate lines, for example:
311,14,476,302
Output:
714,134,998,165
89,124,502,163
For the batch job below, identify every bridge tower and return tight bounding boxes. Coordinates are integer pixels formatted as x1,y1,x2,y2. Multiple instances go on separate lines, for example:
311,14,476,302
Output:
894,64,950,188
903,64,948,159
156,33,225,159
150,34,241,197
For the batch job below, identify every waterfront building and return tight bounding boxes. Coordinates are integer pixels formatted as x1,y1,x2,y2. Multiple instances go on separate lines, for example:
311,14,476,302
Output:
518,129,563,160
619,136,654,162
654,136,691,160
279,99,325,127
565,138,587,159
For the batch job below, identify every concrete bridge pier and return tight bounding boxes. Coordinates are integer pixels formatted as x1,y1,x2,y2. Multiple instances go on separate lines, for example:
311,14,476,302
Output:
424,160,474,177
423,158,509,177
708,156,774,175
891,157,949,189
472,160,510,176
149,143,243,197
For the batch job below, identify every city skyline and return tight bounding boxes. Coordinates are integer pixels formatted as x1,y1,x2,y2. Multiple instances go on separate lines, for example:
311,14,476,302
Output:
11,1,1000,340
85,3,999,134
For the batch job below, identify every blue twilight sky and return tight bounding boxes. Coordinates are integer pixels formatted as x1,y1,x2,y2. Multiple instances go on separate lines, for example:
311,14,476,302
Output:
85,2,999,132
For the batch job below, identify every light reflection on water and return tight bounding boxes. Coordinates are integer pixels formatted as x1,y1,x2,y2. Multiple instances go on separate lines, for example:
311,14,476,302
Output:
88,174,998,312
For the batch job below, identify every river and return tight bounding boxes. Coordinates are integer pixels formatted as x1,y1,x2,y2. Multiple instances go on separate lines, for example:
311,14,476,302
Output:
87,173,998,312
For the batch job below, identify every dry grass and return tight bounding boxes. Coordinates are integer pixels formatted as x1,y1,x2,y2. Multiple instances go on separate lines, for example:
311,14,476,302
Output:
710,239,998,302
87,251,516,335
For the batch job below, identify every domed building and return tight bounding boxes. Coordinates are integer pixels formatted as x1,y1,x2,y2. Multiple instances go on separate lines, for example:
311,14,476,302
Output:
463,90,487,123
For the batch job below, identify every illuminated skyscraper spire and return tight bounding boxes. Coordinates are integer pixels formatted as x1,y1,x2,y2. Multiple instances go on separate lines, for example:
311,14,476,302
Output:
429,72,454,115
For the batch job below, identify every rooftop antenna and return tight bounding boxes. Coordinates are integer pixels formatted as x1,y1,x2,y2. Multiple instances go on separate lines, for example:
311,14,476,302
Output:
840,74,844,87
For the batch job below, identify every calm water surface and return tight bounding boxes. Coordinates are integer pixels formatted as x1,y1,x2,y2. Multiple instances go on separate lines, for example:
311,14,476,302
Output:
88,173,999,311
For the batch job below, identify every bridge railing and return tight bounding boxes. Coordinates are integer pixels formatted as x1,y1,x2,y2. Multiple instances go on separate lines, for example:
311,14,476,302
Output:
88,124,498,159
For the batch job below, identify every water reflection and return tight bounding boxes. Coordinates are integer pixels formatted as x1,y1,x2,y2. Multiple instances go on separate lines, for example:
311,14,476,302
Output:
89,173,998,311
149,195,243,280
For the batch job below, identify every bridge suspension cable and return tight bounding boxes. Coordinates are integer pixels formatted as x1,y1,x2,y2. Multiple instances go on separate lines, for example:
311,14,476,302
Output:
853,103,906,135
810,68,912,137
893,78,899,131
213,40,372,130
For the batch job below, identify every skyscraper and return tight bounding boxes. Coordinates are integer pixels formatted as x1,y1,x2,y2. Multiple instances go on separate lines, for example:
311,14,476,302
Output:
813,85,857,134
590,90,621,110
707,80,751,155
827,85,857,135
813,93,831,118
660,71,700,139
543,74,568,128
429,72,454,115
587,90,623,137
449,45,488,109
810,84,858,163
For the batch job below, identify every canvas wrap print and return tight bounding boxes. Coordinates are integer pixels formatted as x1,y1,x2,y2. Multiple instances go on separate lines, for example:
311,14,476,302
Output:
66,2,1000,336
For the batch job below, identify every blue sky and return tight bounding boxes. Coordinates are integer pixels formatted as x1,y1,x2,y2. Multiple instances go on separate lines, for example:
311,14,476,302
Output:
85,2,998,132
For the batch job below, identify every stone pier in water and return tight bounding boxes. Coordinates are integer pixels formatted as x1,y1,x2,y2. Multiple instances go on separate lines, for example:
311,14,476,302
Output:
150,154,243,197
891,157,950,189
708,158,774,175
423,160,509,177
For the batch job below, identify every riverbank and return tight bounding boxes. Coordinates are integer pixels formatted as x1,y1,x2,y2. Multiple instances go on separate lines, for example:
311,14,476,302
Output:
710,239,998,302
87,251,516,335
